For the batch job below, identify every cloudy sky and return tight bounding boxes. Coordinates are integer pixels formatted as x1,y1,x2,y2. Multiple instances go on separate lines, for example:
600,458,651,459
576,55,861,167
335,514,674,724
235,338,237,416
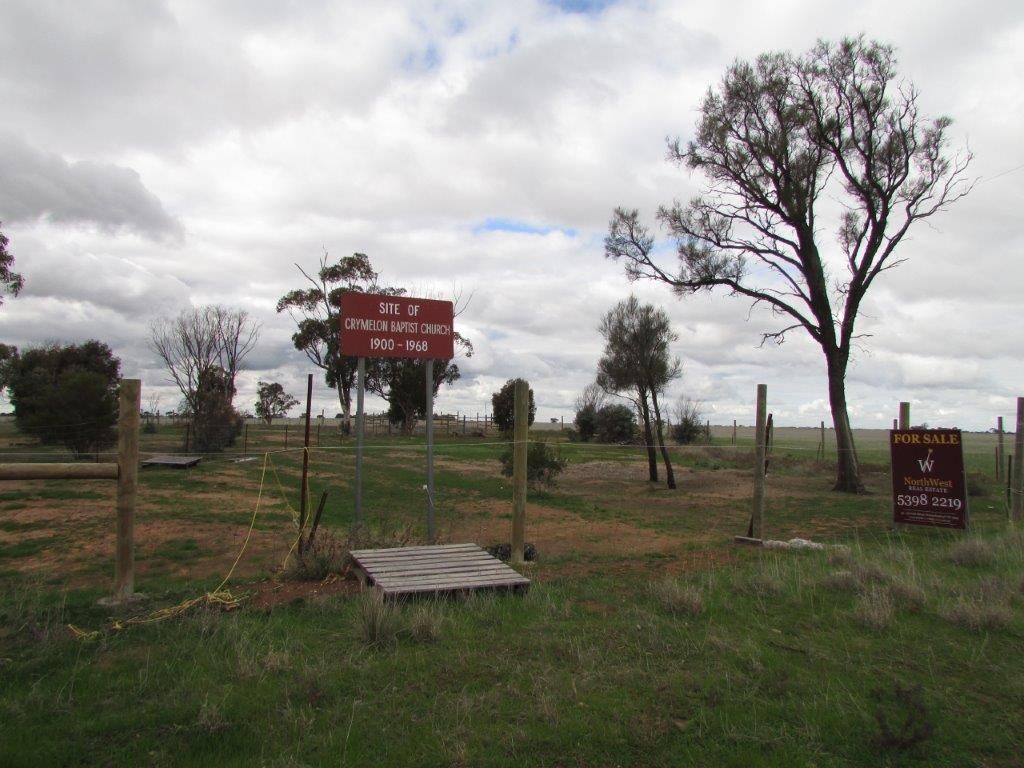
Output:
1,0,1022,430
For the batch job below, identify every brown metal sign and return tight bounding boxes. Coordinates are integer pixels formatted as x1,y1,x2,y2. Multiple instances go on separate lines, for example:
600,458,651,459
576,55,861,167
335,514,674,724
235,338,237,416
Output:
890,429,968,529
340,293,455,360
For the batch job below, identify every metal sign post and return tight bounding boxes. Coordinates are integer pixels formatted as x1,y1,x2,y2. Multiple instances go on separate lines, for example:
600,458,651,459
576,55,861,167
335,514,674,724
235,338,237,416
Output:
355,357,365,527
425,358,435,542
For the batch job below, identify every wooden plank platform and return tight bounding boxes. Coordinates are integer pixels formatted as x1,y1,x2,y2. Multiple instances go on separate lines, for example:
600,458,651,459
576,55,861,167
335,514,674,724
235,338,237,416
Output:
349,543,530,598
141,455,202,468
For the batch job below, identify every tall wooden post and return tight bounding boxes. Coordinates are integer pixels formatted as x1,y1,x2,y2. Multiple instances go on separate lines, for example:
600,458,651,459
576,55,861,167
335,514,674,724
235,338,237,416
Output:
732,419,737,446
511,379,528,564
299,374,313,532
819,420,826,460
1013,398,1024,523
899,402,911,430
114,379,141,601
751,384,767,540
997,416,1005,482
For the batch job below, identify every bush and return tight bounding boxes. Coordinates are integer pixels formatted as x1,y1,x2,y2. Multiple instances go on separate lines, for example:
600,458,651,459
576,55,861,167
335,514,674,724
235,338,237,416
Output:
285,530,348,581
671,398,708,445
574,403,598,442
593,404,635,443
499,440,566,487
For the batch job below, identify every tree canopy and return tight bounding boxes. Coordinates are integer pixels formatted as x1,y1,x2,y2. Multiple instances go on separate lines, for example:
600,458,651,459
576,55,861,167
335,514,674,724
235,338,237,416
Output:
606,36,972,492
492,378,536,435
276,252,387,433
255,381,300,425
0,223,23,306
2,341,121,456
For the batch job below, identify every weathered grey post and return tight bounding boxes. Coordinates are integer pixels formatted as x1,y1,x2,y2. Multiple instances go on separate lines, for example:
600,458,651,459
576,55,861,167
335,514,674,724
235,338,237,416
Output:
751,384,767,540
425,359,436,543
299,374,313,532
1013,398,1024,523
114,379,141,601
732,419,737,445
997,416,1005,481
899,402,911,430
819,420,826,460
511,379,528,564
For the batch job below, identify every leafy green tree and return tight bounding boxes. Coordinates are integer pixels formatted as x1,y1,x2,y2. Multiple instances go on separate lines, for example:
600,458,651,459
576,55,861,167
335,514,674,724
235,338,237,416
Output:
598,296,680,489
3,341,120,456
255,381,300,425
373,331,473,435
276,252,391,434
606,37,972,492
0,223,24,306
491,378,536,435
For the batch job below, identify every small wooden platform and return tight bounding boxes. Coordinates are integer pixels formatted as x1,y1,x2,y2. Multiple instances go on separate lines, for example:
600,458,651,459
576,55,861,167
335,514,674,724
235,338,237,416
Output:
348,543,530,598
141,455,202,468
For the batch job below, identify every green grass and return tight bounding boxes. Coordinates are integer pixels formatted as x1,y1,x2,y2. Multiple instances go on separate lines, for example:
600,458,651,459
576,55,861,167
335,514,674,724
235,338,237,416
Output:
0,421,1022,765
1,530,1022,766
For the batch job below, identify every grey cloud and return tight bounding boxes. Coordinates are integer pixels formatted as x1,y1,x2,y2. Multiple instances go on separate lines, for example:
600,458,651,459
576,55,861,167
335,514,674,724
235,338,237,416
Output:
0,136,182,239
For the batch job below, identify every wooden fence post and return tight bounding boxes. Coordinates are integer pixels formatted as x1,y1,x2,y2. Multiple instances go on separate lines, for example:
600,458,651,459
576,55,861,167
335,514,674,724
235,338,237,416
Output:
1012,398,1023,523
511,380,528,564
300,374,313,533
899,402,911,430
114,379,141,601
750,384,767,541
996,416,1005,481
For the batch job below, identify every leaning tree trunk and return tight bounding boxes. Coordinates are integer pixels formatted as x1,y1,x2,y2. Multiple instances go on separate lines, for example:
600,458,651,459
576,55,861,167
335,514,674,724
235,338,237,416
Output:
826,350,864,493
649,388,676,490
638,387,658,482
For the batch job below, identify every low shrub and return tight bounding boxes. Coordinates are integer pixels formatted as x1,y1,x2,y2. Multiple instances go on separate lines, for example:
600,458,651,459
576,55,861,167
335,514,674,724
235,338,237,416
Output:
499,440,566,487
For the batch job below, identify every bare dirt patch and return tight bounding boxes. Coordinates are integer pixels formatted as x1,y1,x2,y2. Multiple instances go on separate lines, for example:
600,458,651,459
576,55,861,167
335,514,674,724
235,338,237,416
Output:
449,498,685,559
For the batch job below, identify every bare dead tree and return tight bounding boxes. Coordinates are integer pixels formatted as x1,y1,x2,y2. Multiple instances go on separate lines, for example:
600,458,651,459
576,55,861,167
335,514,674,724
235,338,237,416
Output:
150,305,260,416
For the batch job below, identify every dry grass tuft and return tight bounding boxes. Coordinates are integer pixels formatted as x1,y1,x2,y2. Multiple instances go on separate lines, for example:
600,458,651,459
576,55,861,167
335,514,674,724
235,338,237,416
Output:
356,591,402,648
854,585,895,631
948,539,996,568
650,577,705,616
821,570,860,593
409,603,443,643
940,597,1013,632
888,579,927,613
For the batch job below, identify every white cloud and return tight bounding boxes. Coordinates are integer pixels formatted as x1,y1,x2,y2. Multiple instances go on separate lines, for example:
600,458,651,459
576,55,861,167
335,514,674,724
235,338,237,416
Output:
2,0,1023,430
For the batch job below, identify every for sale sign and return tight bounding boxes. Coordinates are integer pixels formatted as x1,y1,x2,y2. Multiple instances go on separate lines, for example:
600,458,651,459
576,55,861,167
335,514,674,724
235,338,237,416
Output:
890,429,968,529
340,293,454,360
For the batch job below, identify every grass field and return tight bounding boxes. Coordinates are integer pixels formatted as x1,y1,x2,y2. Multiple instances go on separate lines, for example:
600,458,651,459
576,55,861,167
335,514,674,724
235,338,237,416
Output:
0,420,1021,767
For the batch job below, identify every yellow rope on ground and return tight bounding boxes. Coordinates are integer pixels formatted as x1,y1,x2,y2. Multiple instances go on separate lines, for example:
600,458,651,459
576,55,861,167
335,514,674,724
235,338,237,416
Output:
68,450,291,639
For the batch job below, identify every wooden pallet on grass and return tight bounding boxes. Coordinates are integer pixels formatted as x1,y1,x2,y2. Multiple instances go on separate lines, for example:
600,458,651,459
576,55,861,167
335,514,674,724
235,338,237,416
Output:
348,543,530,598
